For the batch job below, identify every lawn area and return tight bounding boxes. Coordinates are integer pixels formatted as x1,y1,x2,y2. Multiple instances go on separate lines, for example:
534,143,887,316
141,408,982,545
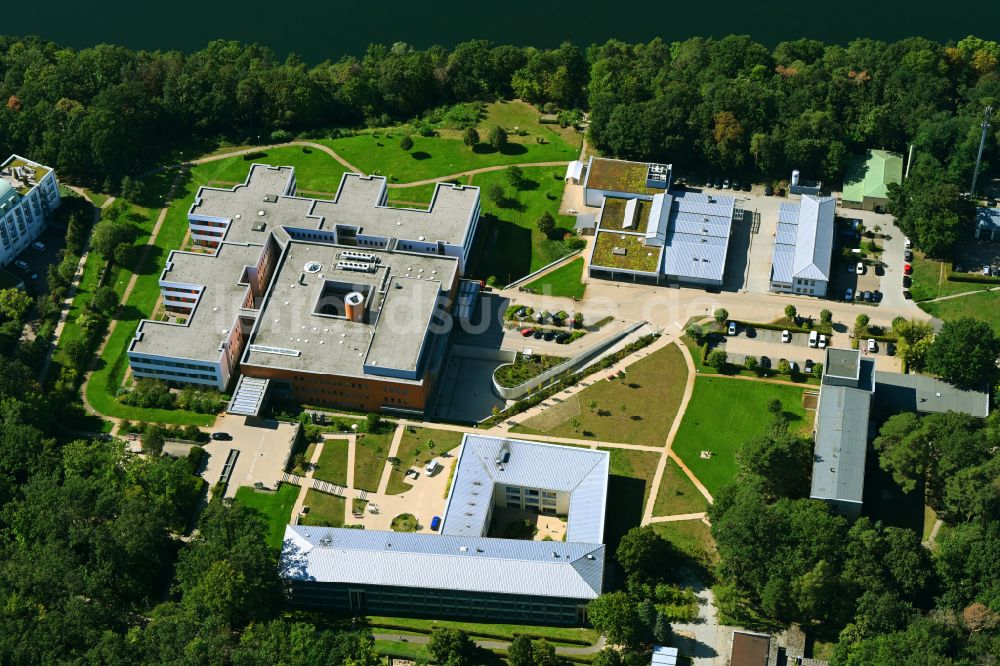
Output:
653,458,709,517
523,256,586,299
466,166,579,284
300,489,345,528
312,438,349,486
353,430,395,492
512,343,687,447
601,447,662,511
323,101,580,185
386,427,465,495
650,520,718,566
233,483,300,550
909,251,978,301
921,289,1000,333
671,377,809,498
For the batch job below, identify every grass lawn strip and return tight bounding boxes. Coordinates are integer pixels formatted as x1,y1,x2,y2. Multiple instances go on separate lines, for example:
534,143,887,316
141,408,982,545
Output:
671,377,809,497
353,430,394,492
650,520,718,566
300,489,345,527
600,447,662,511
365,615,600,645
653,458,709,516
512,343,687,447
523,256,587,299
312,439,349,486
232,483,300,550
909,251,978,301
386,428,464,495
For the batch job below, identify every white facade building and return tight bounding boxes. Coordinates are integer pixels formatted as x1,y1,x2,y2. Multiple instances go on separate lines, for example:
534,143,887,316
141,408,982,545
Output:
0,155,60,266
769,195,836,297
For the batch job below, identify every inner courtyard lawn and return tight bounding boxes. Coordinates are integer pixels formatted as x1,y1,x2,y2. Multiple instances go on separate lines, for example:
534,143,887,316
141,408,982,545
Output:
233,483,300,550
312,438,350,487
353,430,394,492
511,343,687,447
386,428,464,495
299,490,345,528
671,377,810,498
523,256,586,299
466,167,579,283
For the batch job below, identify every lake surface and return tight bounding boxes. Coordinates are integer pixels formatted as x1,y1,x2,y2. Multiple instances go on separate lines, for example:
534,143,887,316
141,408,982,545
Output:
16,0,1000,63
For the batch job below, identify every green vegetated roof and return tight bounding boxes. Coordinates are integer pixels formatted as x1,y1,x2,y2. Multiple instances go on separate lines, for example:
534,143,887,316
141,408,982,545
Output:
591,231,661,273
586,158,661,195
598,197,653,232
842,149,903,202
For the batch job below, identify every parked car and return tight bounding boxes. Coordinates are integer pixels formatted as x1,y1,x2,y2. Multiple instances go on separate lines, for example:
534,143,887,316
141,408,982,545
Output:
847,263,855,274
760,356,771,369
781,329,791,343
904,237,912,249
425,459,439,475
805,359,815,374
845,288,854,301
30,241,46,252
764,184,774,196
904,264,913,275
856,261,865,275
533,330,543,339
543,331,555,341
863,291,872,302
819,334,827,349
714,176,723,189
520,328,534,337
872,290,883,302
731,178,740,190
515,307,527,318
210,432,232,441
984,265,992,276
727,321,737,336
742,180,752,192
903,289,912,299
556,332,571,343
430,516,441,531
851,219,862,230
903,275,912,288
904,250,913,262
13,260,29,271
809,330,819,348
722,178,730,189
887,342,897,356
867,339,877,352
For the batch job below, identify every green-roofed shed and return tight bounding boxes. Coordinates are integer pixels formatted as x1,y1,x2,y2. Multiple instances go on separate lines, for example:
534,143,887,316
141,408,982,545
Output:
841,149,903,212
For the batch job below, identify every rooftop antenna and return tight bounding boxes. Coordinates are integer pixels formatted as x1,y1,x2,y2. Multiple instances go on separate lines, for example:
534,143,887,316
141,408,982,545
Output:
971,105,993,197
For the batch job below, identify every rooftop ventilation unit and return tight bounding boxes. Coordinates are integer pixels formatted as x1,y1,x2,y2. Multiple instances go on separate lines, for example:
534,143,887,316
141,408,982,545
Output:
336,261,378,274
303,261,322,273
340,250,379,263
495,441,511,466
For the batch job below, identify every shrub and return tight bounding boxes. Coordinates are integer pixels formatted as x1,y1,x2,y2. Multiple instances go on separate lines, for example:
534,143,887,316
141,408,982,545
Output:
118,379,175,409
713,308,729,323
186,446,206,472
463,126,480,147
686,323,705,342
399,134,413,151
706,350,728,370
269,129,292,142
487,126,508,151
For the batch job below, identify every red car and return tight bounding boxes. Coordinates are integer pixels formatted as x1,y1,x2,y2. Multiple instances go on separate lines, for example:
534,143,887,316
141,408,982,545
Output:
520,328,534,337
903,264,913,275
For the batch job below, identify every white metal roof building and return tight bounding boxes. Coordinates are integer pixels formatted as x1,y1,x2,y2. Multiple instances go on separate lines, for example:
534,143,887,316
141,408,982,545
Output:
281,435,610,624
770,195,836,297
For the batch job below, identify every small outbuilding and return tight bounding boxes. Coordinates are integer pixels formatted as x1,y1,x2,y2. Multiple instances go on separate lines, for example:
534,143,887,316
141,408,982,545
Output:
564,160,584,184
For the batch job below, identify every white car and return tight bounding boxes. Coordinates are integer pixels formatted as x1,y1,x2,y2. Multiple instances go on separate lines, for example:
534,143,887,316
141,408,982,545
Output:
819,334,827,349
867,339,877,353
425,459,440,475
904,237,912,249
728,321,737,336
781,330,791,343
30,241,46,252
856,262,865,275
809,330,819,348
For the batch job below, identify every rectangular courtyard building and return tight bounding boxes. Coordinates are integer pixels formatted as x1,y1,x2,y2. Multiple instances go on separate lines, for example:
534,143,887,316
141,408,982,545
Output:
0,155,60,267
810,348,875,520
281,436,609,624
770,195,836,297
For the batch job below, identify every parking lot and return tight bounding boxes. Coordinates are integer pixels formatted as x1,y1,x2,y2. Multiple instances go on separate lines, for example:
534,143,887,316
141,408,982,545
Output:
199,414,299,498
6,224,68,294
722,325,903,372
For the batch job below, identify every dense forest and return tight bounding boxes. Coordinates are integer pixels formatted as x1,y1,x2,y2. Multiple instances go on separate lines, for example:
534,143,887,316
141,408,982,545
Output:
0,34,998,193
0,32,999,664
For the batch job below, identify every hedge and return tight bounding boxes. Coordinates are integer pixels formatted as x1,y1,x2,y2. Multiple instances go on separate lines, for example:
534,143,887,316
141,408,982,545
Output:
947,271,1000,285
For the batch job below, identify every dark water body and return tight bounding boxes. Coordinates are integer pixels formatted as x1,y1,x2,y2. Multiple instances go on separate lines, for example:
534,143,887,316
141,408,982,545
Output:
13,0,1000,63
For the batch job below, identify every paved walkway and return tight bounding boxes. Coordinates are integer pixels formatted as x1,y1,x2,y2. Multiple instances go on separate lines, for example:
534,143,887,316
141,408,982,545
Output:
384,160,572,189
922,284,1000,303
291,439,326,519
646,512,709,523
376,424,405,494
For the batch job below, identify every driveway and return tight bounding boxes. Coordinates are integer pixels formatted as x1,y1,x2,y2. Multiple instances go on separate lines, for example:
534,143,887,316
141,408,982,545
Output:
200,414,299,499
723,328,829,369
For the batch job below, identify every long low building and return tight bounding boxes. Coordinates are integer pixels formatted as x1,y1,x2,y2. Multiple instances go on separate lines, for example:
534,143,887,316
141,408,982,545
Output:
770,195,836,297
128,161,481,415
281,435,609,624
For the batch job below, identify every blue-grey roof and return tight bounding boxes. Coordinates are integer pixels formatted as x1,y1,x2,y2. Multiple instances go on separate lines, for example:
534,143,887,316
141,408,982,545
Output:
281,525,606,599
659,191,735,282
874,371,990,418
441,435,610,544
977,207,1000,232
811,354,874,506
771,196,836,284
